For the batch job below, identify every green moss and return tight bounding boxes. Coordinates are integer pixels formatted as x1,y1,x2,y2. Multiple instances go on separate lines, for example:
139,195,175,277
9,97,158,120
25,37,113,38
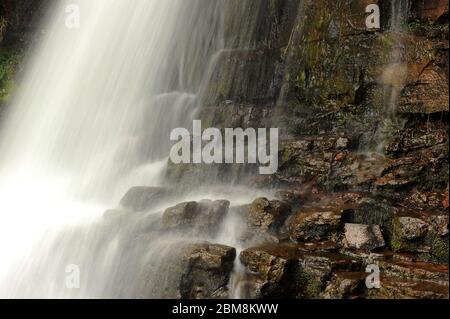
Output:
0,50,20,103
297,271,322,299
390,217,406,252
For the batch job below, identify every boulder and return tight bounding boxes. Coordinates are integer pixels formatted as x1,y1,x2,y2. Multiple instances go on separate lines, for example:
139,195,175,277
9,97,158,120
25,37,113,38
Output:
390,210,449,260
287,206,343,242
343,224,385,251
162,200,230,233
239,244,300,298
322,272,367,299
378,259,449,287
119,186,172,212
395,217,429,240
247,198,291,233
180,243,236,299
274,189,308,210
297,252,363,298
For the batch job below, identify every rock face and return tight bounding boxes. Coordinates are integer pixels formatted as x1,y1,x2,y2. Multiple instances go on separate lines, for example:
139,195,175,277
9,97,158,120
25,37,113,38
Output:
180,243,236,299
395,217,429,240
239,244,300,298
162,200,230,233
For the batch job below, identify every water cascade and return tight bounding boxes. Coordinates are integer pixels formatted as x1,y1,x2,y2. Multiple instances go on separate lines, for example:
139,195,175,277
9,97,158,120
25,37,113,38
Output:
0,0,253,298
0,0,448,300
376,0,410,153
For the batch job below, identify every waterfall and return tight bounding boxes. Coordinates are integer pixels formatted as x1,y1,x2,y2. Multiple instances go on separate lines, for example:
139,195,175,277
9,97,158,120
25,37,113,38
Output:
0,0,227,298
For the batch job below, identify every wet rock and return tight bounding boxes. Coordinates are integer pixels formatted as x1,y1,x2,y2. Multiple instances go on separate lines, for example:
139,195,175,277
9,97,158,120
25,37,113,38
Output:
296,241,338,253
378,259,449,287
367,276,449,299
162,201,198,227
239,244,300,298
327,153,386,192
375,156,424,191
348,197,396,231
390,210,449,259
277,137,342,187
274,189,307,210
405,190,449,212
119,186,172,212
287,206,343,242
395,217,429,240
443,190,449,209
376,142,449,193
162,200,230,233
247,198,291,234
297,252,363,298
343,224,385,251
180,243,236,299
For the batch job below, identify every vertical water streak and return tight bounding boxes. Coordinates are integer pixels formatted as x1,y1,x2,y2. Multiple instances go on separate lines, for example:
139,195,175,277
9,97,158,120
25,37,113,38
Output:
376,0,410,153
0,0,225,297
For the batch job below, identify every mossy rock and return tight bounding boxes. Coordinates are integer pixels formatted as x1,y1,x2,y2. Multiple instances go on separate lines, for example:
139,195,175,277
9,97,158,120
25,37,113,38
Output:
428,236,449,264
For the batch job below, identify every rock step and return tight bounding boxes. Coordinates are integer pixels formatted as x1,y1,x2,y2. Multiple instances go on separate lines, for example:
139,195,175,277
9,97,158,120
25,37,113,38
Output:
379,259,449,287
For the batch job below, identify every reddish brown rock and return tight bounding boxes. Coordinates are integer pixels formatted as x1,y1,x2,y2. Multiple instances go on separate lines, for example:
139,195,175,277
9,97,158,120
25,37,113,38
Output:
287,206,343,242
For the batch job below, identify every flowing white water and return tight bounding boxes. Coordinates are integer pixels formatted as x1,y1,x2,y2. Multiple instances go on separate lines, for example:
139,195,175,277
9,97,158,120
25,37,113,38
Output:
376,0,409,153
0,0,228,298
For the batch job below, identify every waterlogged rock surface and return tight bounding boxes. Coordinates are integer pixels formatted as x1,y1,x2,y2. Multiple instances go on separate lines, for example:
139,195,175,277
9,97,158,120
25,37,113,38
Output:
107,0,449,299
